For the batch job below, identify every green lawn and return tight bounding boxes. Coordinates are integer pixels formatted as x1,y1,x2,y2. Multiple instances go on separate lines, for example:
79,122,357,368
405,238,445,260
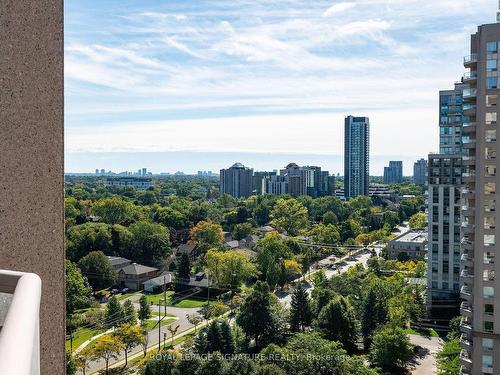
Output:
144,290,175,305
173,298,208,308
404,327,439,337
150,310,176,317
66,327,105,352
116,291,140,301
143,291,208,308
143,317,177,331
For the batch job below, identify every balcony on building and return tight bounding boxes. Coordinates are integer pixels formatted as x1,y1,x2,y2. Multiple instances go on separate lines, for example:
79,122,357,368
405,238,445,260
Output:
461,136,476,149
460,285,473,301
460,252,474,268
462,172,476,184
462,70,478,83
462,87,477,100
460,318,473,336
460,270,474,288
463,103,477,116
462,121,476,134
0,270,41,375
461,204,475,217
460,333,473,351
460,302,473,318
464,53,478,67
461,187,476,199
462,155,476,166
460,350,473,373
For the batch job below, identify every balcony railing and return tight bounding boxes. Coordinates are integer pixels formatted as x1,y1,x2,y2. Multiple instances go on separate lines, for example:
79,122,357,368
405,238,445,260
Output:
464,54,478,65
0,270,41,375
463,88,477,99
463,71,478,81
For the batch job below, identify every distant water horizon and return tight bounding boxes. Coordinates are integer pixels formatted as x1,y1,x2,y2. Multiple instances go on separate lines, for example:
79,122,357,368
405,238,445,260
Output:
66,151,426,176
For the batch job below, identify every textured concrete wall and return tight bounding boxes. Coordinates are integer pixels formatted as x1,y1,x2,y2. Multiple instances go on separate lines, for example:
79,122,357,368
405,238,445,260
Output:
0,1,64,374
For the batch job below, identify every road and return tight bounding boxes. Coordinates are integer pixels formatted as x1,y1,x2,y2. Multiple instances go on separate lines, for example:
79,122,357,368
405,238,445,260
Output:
82,303,204,375
83,224,410,374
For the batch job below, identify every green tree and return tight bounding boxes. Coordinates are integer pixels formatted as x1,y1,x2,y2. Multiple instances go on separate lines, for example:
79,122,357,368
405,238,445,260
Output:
309,223,340,245
113,323,144,367
260,332,376,375
289,285,312,332
236,281,275,348
190,220,224,253
205,321,222,353
206,249,257,288
153,206,188,230
186,313,203,333
322,211,338,225
138,295,151,325
270,198,309,236
361,280,391,349
73,348,92,375
436,338,460,375
140,350,176,375
90,335,121,375
369,325,413,373
177,253,191,279
92,196,135,225
219,320,235,354
232,222,253,240
255,232,291,287
65,260,92,316
315,295,358,352
77,251,117,291
196,351,228,375
127,221,171,266
66,351,76,375
104,296,124,328
339,219,362,243
122,299,137,325
409,212,427,229
66,222,112,261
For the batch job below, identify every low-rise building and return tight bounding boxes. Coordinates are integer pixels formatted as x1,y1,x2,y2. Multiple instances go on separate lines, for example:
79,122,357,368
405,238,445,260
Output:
117,263,159,291
387,230,427,260
107,256,132,271
143,272,175,293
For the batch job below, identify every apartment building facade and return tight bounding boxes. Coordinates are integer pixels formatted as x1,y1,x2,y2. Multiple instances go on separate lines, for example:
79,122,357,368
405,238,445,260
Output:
383,161,403,184
219,163,254,198
413,158,428,185
459,22,500,375
344,115,370,199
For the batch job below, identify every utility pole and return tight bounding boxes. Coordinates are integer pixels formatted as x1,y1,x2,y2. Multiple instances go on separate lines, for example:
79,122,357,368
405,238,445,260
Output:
206,270,210,306
163,275,167,317
158,303,161,351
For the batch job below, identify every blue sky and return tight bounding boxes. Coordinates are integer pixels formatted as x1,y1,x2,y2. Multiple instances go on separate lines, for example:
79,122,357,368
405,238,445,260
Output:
65,0,496,174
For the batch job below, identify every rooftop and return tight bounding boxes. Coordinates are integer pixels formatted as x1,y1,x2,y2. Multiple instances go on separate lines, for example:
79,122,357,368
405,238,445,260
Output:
119,263,158,275
390,230,427,244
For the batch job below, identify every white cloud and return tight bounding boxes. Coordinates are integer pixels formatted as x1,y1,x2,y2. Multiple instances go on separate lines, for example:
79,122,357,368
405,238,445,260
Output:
65,0,493,163
323,2,356,17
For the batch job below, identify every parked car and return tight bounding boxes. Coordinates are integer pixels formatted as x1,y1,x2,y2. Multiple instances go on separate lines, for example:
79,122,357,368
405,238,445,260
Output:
121,287,130,294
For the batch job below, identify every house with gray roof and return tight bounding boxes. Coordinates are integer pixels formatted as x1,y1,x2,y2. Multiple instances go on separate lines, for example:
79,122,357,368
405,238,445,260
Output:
107,256,132,271
117,263,159,291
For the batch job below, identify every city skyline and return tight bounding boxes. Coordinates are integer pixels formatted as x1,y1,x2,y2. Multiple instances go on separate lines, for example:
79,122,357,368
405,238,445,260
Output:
65,1,496,174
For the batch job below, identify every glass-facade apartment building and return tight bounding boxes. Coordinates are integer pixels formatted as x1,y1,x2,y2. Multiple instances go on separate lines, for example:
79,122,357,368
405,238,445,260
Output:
344,116,369,199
